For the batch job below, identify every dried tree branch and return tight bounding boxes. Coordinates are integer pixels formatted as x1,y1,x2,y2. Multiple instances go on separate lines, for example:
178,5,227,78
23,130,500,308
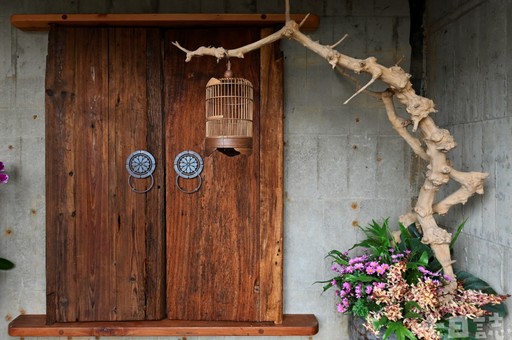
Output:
330,33,349,49
433,169,488,215
172,2,489,292
334,65,382,100
381,91,429,161
343,76,378,104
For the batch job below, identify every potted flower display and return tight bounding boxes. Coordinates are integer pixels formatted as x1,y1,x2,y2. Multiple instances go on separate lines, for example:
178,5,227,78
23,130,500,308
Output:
0,161,14,271
320,219,509,340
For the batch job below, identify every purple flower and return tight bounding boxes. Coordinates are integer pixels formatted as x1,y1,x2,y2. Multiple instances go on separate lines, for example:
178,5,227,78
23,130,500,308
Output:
342,298,350,307
342,282,352,291
345,265,355,273
331,279,337,286
337,303,347,313
365,285,373,295
374,282,386,289
355,283,363,298
0,161,8,184
391,253,405,262
353,262,364,271
332,264,345,274
349,257,361,265
349,255,368,265
366,266,376,274
376,265,387,275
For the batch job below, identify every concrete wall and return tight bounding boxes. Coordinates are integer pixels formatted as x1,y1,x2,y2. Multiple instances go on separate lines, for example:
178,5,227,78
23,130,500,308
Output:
0,1,413,339
426,0,512,338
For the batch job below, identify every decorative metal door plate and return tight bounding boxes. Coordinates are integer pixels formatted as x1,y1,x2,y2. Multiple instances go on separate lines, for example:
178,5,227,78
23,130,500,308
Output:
173,150,203,194
126,150,156,193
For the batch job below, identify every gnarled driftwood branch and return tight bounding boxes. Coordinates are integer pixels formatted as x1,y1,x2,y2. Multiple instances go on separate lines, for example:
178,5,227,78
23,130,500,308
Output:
173,1,489,292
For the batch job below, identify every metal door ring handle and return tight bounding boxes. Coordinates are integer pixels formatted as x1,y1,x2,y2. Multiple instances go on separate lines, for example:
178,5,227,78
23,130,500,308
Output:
175,175,202,194
128,174,154,194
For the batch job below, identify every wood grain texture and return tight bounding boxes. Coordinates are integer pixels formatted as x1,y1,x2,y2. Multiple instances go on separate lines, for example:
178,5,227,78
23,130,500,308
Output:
45,27,165,322
46,26,283,324
9,314,318,337
45,26,78,324
164,28,262,322
258,28,284,324
73,27,111,322
142,28,167,321
11,13,320,31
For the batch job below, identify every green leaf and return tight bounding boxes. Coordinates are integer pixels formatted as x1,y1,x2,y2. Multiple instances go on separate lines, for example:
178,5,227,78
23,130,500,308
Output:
373,315,389,330
455,270,496,294
450,218,468,249
344,273,378,283
407,223,423,239
404,300,422,311
418,251,429,266
383,322,417,340
0,257,14,270
403,311,421,319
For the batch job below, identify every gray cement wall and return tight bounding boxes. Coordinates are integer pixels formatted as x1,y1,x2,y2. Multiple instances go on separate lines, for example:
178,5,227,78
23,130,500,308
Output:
0,1,414,339
427,0,512,338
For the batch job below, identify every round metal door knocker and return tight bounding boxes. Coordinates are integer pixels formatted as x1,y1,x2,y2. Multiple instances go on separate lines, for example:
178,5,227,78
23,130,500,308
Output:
173,150,203,194
126,150,156,193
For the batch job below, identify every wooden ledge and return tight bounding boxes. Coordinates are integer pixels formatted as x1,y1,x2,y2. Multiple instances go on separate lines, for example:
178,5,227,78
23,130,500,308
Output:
9,314,319,337
10,13,320,31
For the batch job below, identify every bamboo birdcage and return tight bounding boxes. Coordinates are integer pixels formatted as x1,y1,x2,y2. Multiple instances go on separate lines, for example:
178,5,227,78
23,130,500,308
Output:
205,62,254,156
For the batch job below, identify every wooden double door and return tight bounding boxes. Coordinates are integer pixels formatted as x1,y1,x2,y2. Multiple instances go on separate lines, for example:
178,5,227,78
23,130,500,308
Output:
45,26,283,324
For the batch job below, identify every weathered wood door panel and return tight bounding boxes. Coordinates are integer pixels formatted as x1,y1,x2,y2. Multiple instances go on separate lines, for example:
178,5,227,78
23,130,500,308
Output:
46,26,283,324
46,27,165,323
164,28,261,322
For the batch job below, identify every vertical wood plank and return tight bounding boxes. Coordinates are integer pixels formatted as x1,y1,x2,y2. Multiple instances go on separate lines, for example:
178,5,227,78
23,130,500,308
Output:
45,26,78,324
73,27,112,321
259,28,284,324
143,28,166,321
108,27,147,321
164,28,262,321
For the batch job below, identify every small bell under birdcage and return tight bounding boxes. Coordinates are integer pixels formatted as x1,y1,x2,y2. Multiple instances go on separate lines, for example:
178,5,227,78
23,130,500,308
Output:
205,60,254,156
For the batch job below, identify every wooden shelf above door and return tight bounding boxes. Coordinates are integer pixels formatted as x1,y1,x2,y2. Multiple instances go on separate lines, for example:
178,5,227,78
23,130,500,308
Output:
9,314,319,337
10,13,320,31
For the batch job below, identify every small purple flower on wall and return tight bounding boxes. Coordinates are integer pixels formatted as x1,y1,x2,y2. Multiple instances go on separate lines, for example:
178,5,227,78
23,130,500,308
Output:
0,161,9,184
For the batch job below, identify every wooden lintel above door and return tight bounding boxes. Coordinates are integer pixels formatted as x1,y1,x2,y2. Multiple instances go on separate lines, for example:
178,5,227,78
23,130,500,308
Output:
10,13,320,31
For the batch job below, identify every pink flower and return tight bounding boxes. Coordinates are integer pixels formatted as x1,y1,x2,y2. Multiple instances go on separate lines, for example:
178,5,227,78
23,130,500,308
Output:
376,266,387,275
337,303,347,313
354,262,364,271
366,266,376,274
0,161,8,184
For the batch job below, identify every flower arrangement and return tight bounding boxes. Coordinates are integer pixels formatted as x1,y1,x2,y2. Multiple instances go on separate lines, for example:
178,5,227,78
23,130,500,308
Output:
0,161,14,271
321,219,509,339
